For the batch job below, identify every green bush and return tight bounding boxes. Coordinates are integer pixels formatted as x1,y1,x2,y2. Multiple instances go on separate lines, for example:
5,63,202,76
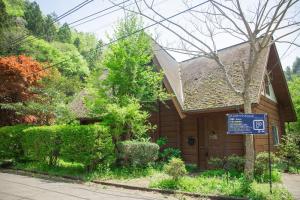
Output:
22,126,61,165
0,125,31,160
208,155,245,173
278,132,300,173
255,152,281,182
226,155,245,172
60,124,115,171
22,124,114,170
164,157,187,180
208,157,223,169
118,140,159,167
156,137,181,162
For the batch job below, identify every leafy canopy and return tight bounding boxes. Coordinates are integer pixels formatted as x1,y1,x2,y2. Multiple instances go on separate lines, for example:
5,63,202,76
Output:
101,15,168,106
288,75,300,132
87,15,167,145
19,36,90,77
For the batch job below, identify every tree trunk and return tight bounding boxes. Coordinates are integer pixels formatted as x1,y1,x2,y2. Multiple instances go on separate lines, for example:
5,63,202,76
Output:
243,91,255,179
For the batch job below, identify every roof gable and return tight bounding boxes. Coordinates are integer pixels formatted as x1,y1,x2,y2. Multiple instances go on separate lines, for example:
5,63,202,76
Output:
153,41,271,114
262,44,296,122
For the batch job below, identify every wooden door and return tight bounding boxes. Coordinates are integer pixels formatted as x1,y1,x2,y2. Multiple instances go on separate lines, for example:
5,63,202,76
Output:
197,117,207,169
205,114,226,161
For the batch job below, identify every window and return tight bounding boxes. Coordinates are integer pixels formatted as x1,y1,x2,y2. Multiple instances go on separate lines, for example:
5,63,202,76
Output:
272,125,279,145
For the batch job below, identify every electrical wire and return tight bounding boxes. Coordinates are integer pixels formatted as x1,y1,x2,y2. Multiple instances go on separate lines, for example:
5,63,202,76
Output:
11,0,130,48
9,0,95,47
25,0,210,77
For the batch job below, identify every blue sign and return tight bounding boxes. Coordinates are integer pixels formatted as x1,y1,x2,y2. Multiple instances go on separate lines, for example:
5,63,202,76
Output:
227,114,267,134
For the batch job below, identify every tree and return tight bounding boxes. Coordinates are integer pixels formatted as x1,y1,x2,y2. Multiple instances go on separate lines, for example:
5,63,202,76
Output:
288,76,300,132
19,36,90,78
0,0,28,55
285,66,293,81
6,69,81,125
0,55,45,125
292,57,300,75
100,15,167,107
0,0,9,25
86,16,168,149
2,0,24,17
112,0,300,179
24,1,44,37
43,14,57,42
57,23,72,43
73,37,81,49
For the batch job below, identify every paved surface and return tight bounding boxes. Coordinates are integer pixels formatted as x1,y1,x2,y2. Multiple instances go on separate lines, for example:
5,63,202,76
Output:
0,172,191,200
282,173,300,200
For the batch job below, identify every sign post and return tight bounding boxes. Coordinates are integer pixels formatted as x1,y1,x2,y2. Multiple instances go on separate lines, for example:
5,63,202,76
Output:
227,114,272,193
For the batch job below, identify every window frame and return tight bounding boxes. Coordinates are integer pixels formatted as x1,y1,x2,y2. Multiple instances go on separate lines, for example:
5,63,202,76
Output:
271,125,280,146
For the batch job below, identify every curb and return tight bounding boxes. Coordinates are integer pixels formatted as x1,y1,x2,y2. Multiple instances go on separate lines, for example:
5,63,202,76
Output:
0,168,247,200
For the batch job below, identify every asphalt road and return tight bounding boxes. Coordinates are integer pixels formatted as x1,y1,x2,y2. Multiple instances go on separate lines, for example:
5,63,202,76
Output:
282,173,300,200
0,172,182,200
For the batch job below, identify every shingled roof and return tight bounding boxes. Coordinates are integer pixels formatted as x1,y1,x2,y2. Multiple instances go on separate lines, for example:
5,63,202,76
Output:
70,40,295,121
153,41,270,112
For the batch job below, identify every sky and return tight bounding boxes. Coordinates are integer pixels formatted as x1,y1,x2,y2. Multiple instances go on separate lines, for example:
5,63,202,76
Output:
34,0,300,69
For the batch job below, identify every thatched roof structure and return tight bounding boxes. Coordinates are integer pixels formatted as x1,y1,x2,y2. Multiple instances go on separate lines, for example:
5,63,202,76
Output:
70,40,295,122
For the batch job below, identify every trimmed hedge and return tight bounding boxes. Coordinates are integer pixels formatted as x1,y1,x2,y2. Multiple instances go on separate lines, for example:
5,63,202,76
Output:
60,125,115,170
0,125,30,160
118,140,159,167
23,126,61,165
0,124,115,170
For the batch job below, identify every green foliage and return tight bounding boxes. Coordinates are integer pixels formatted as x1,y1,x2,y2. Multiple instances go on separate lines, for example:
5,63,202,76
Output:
100,98,153,142
292,57,300,74
255,152,281,182
285,66,293,81
52,41,90,77
1,124,114,170
19,37,90,77
288,75,300,131
4,70,81,125
57,23,72,43
60,125,115,171
0,15,28,55
208,157,223,168
156,137,167,147
117,140,159,167
164,157,187,180
0,125,30,160
156,137,181,162
0,0,9,25
208,155,245,173
22,126,61,165
71,31,97,53
100,15,168,108
2,0,24,16
249,182,293,200
150,172,291,200
43,14,57,42
278,132,300,173
226,155,245,172
14,160,87,180
24,1,44,37
160,148,181,161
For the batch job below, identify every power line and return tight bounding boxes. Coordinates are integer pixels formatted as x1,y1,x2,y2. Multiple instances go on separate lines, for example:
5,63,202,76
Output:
88,0,169,32
69,0,131,27
9,0,95,47
26,0,210,77
11,0,129,48
54,0,94,22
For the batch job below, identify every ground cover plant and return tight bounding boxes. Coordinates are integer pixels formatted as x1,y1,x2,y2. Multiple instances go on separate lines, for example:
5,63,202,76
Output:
0,123,292,200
